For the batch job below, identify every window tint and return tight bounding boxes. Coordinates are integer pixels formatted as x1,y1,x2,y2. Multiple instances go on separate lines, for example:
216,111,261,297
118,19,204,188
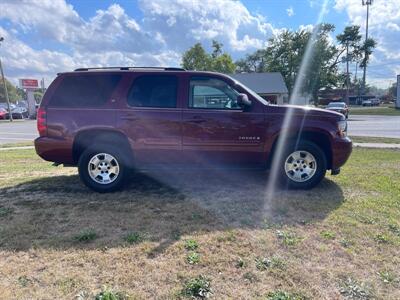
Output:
50,74,121,107
189,77,241,109
127,75,177,108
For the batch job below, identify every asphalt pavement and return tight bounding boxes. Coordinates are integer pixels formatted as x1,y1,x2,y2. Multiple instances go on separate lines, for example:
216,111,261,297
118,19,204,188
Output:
347,115,400,138
0,120,38,144
0,114,399,145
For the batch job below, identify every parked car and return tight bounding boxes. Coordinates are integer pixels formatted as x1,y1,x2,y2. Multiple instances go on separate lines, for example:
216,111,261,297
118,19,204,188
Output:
0,108,7,120
371,98,380,106
325,102,349,119
10,107,28,119
362,99,372,106
35,67,352,192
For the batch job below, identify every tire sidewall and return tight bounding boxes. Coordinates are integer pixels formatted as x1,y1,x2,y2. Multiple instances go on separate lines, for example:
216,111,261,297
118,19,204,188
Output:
279,141,327,189
78,144,127,193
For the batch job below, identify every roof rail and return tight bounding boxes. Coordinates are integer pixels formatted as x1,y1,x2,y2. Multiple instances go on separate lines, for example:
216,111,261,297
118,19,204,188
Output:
74,67,186,72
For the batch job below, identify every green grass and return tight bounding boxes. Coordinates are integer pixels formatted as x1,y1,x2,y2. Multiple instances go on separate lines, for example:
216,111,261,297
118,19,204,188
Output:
0,141,33,148
350,105,400,116
350,136,400,144
0,147,399,299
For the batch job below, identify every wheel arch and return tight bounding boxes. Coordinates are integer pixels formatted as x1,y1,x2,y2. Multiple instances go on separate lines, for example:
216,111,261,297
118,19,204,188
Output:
72,129,134,166
268,130,333,170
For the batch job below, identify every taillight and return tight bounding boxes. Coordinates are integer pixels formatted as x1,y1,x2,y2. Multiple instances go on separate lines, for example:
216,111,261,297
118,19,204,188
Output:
37,107,47,136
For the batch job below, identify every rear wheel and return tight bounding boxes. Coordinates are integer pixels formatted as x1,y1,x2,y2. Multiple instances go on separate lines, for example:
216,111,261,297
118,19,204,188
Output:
78,144,127,192
278,141,327,189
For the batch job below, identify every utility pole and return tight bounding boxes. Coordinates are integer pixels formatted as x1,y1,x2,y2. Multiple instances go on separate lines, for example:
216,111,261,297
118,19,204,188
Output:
0,37,13,122
361,0,372,100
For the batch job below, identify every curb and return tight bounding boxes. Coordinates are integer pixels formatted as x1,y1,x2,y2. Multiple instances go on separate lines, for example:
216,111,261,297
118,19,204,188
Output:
0,146,34,151
353,143,400,149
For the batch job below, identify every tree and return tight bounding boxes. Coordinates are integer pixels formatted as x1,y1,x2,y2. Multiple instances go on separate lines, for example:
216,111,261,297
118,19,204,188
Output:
0,77,19,103
181,43,211,71
236,24,340,102
336,26,362,103
181,40,236,74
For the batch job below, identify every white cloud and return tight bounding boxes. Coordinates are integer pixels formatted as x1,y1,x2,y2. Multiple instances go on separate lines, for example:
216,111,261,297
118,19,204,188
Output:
0,0,277,86
334,0,400,87
286,7,295,17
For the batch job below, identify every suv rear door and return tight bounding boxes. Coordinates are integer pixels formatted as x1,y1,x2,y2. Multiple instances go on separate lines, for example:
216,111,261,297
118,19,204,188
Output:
181,75,266,167
116,73,182,167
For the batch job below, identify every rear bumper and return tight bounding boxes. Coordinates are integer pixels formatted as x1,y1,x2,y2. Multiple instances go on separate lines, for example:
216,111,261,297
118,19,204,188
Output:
331,136,352,170
34,136,74,165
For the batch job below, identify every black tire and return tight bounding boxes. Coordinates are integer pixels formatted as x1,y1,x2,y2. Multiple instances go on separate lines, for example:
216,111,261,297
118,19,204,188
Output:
278,141,327,189
78,144,128,193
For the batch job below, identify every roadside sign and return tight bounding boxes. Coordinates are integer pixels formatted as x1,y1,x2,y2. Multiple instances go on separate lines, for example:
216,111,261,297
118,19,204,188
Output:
19,79,39,89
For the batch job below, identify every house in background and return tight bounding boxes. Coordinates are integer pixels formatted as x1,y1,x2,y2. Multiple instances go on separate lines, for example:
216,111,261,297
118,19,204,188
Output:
230,72,288,105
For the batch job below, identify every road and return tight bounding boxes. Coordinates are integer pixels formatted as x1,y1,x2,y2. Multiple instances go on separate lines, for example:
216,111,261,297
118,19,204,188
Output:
0,115,399,145
0,120,38,144
347,115,400,138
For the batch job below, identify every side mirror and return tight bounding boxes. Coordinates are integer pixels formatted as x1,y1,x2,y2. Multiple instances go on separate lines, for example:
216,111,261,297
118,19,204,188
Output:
237,93,252,107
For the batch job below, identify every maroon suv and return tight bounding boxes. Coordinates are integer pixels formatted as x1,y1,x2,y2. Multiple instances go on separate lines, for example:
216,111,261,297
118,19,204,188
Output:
35,67,352,192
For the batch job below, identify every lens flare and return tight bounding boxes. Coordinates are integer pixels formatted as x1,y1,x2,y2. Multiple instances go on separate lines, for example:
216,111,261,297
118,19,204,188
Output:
264,0,330,210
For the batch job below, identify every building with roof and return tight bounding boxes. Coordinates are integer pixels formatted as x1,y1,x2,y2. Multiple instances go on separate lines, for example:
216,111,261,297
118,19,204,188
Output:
230,72,288,105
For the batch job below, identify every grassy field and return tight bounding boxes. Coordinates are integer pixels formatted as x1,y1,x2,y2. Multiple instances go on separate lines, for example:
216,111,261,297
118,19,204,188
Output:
350,136,400,144
350,105,400,116
0,148,399,299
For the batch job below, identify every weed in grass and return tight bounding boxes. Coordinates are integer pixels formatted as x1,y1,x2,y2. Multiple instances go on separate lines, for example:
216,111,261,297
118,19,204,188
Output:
56,277,81,294
340,238,354,248
184,239,199,251
255,256,285,271
243,272,258,283
388,224,400,236
94,286,129,300
374,233,389,244
276,230,301,246
320,230,336,240
235,257,245,268
216,231,237,243
17,275,30,287
74,229,97,242
0,206,13,218
377,270,398,285
355,214,376,225
266,290,308,300
339,277,374,300
186,251,200,265
171,229,181,241
182,275,212,299
124,232,144,245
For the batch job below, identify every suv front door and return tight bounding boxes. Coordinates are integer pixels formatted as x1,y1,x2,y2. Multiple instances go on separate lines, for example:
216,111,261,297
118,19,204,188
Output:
182,76,266,167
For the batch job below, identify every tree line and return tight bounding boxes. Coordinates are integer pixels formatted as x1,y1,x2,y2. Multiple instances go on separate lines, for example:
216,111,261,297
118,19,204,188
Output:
181,24,377,103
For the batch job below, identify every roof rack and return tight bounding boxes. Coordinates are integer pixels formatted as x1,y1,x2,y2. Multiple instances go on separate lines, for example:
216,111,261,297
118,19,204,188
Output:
74,67,186,72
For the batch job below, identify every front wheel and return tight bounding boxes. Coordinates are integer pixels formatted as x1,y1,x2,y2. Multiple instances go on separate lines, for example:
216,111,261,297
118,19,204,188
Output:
78,144,128,192
278,141,327,189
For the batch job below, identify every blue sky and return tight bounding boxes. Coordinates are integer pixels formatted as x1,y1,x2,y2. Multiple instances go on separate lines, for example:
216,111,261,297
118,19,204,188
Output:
0,0,399,89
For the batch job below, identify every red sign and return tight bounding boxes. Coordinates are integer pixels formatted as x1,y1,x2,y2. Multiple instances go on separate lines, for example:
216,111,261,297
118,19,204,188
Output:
19,79,39,89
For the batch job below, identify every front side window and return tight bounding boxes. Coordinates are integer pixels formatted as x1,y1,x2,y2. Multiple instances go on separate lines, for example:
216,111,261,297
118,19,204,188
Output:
127,75,177,108
189,77,241,110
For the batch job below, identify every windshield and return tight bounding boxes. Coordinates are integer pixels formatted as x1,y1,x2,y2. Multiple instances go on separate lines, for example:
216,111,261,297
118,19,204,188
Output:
225,75,269,105
328,103,345,108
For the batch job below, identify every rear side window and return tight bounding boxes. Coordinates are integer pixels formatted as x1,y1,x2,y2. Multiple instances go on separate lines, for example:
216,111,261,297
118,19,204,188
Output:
49,74,121,107
127,75,177,108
